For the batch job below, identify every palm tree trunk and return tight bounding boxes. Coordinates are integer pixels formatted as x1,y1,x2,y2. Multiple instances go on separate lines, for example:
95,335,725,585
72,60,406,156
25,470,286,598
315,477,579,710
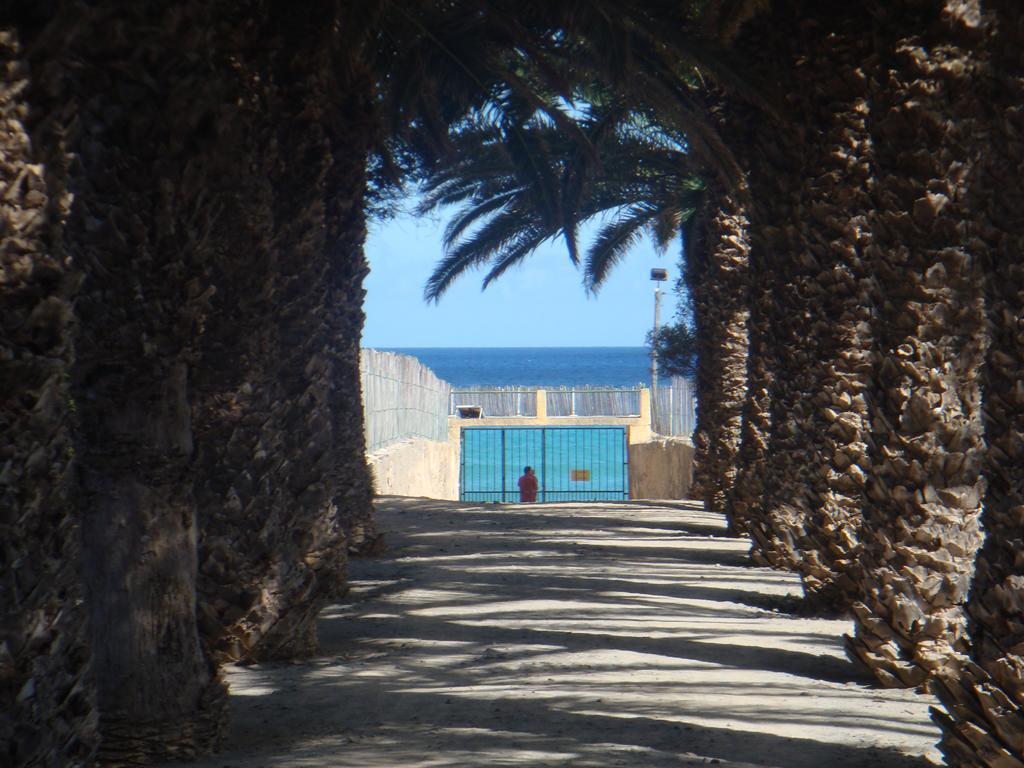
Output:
0,26,99,765
688,185,750,528
246,11,350,659
323,66,377,557
844,2,991,688
62,4,228,761
930,3,1024,764
191,3,352,667
739,5,874,608
728,267,774,537
194,2,362,664
190,16,289,664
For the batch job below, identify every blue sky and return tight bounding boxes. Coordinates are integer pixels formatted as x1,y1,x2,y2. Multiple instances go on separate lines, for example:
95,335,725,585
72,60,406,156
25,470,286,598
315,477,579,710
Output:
362,208,680,348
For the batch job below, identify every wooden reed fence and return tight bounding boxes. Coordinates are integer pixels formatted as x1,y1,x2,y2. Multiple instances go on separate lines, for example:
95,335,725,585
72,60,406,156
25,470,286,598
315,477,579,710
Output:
652,376,697,437
450,387,538,417
448,381,694,435
449,386,644,419
361,349,451,452
545,387,643,417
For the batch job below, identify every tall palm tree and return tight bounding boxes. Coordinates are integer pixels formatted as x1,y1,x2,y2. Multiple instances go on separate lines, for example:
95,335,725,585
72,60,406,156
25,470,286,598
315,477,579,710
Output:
415,96,761,540
930,4,1024,765
191,1,361,665
840,2,990,687
58,4,230,761
0,26,100,766
685,178,751,527
724,3,875,609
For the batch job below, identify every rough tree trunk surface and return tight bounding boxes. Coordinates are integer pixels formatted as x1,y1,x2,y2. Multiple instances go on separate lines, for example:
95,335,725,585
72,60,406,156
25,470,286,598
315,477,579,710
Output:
688,185,750,526
0,26,98,766
193,1,361,665
727,290,774,538
930,3,1024,766
741,4,874,609
323,58,377,559
717,28,788,546
844,1,990,690
191,9,286,665
63,4,228,762
725,112,776,537
243,7,348,661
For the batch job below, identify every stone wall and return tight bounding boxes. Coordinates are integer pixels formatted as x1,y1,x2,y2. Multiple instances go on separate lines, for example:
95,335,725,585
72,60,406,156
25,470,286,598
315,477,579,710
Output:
629,437,695,500
368,438,460,500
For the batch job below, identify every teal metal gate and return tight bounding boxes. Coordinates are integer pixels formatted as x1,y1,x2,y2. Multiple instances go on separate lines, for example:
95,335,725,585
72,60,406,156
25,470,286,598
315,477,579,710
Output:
460,426,629,502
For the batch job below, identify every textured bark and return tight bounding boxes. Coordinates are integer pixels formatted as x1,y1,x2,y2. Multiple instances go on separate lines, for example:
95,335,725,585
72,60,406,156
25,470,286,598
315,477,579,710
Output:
715,24,790,547
930,3,1024,765
323,55,378,558
61,4,228,761
193,2,371,664
7,1,378,759
243,8,343,660
0,25,98,766
728,262,775,538
190,10,284,665
727,126,777,537
739,5,875,608
844,1,990,689
688,184,750,527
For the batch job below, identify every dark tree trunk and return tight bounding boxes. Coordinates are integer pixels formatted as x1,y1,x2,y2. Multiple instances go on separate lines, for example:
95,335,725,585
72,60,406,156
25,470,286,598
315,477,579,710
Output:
739,5,875,608
61,4,228,761
930,3,1024,765
243,7,344,659
0,24,98,766
844,1,991,688
323,54,378,558
688,184,750,528
727,266,775,538
193,1,372,663
190,10,285,664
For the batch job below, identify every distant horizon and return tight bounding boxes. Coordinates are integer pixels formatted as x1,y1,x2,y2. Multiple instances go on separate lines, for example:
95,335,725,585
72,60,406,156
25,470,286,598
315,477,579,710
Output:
364,346,655,388
366,344,649,350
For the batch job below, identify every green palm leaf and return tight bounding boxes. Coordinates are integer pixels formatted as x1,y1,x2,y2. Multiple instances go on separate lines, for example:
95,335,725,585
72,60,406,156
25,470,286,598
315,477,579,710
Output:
584,203,662,290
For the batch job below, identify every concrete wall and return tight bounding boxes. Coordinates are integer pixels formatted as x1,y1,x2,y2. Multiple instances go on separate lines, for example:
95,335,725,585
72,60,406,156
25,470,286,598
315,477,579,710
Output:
629,437,694,500
367,437,459,500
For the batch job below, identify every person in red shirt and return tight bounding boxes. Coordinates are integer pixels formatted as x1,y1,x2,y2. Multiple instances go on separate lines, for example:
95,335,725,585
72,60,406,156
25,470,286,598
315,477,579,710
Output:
517,466,538,502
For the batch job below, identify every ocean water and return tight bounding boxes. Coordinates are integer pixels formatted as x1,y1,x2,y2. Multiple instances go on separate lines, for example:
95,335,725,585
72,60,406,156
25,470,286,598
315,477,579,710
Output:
381,347,652,388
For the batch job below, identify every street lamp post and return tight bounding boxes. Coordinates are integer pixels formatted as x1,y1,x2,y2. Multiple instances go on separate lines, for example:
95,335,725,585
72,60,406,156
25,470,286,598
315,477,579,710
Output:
651,268,667,397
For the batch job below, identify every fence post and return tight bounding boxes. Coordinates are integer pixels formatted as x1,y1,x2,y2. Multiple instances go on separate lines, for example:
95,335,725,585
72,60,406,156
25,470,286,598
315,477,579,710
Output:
669,385,674,435
640,387,652,434
536,389,547,421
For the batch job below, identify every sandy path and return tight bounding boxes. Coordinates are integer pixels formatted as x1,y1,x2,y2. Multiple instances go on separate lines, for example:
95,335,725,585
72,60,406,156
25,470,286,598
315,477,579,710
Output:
165,497,942,767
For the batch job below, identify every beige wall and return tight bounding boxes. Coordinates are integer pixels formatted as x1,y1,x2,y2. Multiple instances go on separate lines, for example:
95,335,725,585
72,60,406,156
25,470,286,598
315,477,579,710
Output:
367,438,459,500
629,437,694,500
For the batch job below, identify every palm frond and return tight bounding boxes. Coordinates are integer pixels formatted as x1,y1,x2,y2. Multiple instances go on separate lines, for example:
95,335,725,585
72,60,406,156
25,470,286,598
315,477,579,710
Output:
442,189,521,246
584,203,661,291
481,225,560,290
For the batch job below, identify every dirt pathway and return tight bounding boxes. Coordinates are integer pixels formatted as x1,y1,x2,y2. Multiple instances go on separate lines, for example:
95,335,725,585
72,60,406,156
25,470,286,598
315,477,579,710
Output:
167,497,942,767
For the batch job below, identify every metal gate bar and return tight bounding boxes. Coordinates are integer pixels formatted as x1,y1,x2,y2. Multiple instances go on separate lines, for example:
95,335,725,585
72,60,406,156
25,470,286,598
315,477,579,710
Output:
460,426,629,503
